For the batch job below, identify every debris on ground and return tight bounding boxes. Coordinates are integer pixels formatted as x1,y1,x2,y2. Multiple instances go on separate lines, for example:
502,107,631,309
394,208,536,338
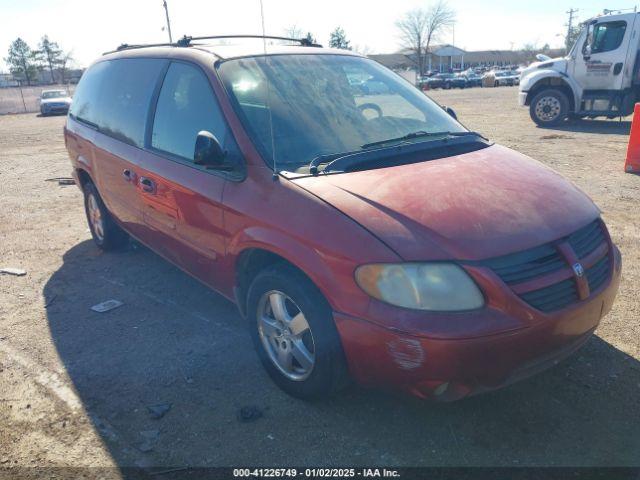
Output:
44,177,75,186
147,403,172,420
90,299,124,313
238,405,263,423
138,430,161,453
0,268,26,276
540,134,573,140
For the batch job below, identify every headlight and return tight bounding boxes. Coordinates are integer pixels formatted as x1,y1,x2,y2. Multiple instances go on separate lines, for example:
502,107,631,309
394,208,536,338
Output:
355,263,484,311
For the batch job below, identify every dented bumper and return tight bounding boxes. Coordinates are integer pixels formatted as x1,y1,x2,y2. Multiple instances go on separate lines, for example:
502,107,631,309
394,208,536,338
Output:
334,248,621,401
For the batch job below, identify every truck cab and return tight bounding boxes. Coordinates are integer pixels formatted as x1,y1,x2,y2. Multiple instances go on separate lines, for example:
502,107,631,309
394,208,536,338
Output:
519,11,640,126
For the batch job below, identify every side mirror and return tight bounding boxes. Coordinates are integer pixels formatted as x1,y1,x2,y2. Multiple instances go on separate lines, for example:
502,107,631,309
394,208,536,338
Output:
583,44,592,60
194,130,230,169
443,105,458,120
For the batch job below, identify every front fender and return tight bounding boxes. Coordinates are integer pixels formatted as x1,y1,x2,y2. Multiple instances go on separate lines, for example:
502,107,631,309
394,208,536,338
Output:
227,226,373,315
519,69,579,108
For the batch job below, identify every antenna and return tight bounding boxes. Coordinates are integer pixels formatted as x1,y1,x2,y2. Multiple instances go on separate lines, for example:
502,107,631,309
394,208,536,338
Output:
259,0,278,180
163,0,173,43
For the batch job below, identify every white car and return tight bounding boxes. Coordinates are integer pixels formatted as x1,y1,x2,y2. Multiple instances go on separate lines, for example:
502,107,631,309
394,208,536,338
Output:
40,89,72,116
486,70,519,87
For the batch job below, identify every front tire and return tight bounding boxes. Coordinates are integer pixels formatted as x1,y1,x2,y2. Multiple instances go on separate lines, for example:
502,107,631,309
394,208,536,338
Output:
246,264,349,400
83,181,128,251
530,89,569,127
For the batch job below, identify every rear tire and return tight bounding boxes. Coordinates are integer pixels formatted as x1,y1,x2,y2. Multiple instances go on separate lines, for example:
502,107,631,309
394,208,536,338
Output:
83,181,129,251
246,264,349,400
529,89,569,127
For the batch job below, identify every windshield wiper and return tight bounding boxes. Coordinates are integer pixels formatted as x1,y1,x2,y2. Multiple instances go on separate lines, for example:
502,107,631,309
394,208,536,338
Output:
309,150,360,175
361,130,486,150
307,131,488,175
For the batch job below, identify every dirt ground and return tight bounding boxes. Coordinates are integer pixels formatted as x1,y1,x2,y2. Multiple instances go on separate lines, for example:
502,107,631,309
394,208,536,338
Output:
0,86,639,476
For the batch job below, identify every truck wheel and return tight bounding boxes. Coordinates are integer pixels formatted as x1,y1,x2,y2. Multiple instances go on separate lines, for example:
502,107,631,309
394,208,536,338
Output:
530,89,569,127
83,181,129,251
246,264,349,400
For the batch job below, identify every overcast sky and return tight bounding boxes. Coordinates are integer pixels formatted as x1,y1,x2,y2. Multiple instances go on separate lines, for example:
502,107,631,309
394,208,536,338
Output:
0,0,629,70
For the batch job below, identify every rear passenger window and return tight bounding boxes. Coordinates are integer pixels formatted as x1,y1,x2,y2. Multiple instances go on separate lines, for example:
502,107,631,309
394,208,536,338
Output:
152,62,229,161
69,61,110,126
70,58,165,147
96,59,165,147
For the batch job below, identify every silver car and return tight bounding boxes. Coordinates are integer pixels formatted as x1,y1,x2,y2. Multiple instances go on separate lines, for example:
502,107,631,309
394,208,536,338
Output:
40,89,72,116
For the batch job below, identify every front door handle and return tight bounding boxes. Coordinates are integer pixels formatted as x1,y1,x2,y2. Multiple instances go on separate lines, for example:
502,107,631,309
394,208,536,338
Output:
614,62,623,75
139,176,156,194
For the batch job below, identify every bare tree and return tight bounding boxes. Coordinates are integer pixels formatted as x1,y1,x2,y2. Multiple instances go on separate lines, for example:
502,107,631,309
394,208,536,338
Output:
283,25,303,39
396,0,455,75
58,51,75,84
36,35,64,83
354,44,372,56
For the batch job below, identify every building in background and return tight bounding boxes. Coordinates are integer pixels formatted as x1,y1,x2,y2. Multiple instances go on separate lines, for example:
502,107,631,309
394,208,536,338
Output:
369,46,565,76
0,73,20,88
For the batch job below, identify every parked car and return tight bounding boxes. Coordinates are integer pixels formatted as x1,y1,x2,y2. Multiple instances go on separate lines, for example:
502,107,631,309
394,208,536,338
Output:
489,70,520,87
39,89,72,116
450,73,468,89
424,73,456,89
461,71,482,87
65,38,621,401
505,70,521,86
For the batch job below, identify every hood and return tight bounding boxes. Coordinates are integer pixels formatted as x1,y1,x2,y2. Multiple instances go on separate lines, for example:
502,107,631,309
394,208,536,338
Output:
293,144,599,261
520,57,568,81
41,97,72,104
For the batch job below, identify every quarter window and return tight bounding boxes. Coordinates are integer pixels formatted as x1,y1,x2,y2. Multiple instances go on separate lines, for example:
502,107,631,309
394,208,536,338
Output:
152,62,229,162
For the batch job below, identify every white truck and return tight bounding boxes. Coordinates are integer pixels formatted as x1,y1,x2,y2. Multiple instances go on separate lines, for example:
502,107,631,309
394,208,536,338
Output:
519,11,640,126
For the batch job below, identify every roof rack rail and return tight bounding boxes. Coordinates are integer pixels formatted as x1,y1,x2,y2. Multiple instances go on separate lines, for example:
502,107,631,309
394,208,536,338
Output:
176,34,323,48
104,34,322,55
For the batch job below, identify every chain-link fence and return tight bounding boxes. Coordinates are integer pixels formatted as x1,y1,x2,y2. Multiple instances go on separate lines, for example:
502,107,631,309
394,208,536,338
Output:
0,84,76,115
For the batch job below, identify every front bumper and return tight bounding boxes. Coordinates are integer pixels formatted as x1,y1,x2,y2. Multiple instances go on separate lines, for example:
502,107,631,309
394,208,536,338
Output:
518,91,528,106
41,104,70,115
334,247,621,401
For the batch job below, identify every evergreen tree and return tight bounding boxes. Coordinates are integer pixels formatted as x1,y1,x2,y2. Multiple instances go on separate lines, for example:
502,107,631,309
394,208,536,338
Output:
329,27,352,50
4,38,38,85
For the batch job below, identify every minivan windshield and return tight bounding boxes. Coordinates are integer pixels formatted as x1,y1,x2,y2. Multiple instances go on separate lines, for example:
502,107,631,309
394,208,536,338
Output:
217,54,469,173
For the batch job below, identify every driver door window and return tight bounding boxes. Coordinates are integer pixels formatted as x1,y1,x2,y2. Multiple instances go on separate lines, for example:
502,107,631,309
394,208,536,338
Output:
152,62,230,163
583,21,627,55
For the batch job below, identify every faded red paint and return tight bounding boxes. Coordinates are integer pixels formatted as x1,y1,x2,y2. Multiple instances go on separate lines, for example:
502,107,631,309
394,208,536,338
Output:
65,46,622,400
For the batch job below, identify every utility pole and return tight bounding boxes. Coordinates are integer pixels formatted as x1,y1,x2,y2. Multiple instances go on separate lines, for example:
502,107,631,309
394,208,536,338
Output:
163,0,173,43
565,8,578,52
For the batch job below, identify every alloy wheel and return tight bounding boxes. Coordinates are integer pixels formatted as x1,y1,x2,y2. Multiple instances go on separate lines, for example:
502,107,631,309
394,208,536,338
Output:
87,193,104,242
257,290,315,381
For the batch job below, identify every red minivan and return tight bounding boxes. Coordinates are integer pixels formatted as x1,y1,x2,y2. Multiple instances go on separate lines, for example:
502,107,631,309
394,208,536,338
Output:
64,37,621,401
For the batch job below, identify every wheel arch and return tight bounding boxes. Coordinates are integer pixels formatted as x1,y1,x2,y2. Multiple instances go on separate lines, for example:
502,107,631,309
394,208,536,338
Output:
75,168,93,189
525,75,577,112
231,236,339,319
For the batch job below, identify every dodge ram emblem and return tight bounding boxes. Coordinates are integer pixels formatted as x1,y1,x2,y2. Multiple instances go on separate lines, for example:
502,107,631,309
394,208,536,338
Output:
572,262,585,278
